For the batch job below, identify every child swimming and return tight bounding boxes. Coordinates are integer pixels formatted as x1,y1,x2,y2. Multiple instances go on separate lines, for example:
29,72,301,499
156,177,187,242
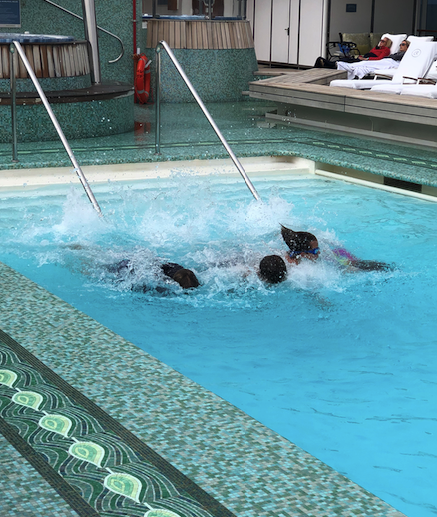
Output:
280,225,393,271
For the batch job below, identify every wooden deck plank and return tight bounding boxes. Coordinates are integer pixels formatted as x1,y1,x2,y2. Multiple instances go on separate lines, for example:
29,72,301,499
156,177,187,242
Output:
206,21,213,50
201,22,208,50
345,103,437,125
24,45,34,77
215,22,223,49
40,46,49,78
249,89,347,112
191,22,198,50
0,46,8,78
32,45,42,78
180,21,186,49
249,69,437,134
174,20,181,49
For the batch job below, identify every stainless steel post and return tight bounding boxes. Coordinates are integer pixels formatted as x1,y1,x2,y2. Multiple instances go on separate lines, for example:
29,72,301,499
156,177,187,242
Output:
12,41,103,216
155,46,162,154
155,41,261,201
9,45,18,162
43,0,124,64
81,0,101,84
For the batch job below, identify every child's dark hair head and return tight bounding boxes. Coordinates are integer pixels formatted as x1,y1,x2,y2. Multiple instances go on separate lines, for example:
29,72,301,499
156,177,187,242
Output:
172,268,200,289
259,255,287,284
281,224,317,252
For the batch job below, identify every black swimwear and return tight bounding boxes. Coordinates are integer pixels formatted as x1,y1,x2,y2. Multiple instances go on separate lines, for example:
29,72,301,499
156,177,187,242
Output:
105,260,186,293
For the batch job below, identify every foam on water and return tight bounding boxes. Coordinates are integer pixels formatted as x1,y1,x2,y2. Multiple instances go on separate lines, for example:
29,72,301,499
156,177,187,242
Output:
1,171,437,516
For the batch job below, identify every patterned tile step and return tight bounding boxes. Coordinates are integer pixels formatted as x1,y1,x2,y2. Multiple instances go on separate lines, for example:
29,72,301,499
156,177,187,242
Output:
0,330,234,517
0,102,436,188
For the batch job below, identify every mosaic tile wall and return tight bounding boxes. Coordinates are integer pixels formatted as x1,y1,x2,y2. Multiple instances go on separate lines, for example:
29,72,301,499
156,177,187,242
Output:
144,48,258,103
0,260,408,517
0,76,91,94
0,94,134,144
0,0,138,143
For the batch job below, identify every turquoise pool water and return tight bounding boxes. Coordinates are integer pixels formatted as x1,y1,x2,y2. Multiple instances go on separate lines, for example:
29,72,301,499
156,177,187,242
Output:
1,171,437,517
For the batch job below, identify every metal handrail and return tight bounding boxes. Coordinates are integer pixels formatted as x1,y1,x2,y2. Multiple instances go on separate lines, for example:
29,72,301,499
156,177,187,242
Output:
10,41,103,217
42,0,124,64
155,40,261,202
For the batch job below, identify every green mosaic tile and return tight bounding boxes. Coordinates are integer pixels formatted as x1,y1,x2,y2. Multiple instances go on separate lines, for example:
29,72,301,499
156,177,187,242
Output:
0,261,406,517
0,330,234,517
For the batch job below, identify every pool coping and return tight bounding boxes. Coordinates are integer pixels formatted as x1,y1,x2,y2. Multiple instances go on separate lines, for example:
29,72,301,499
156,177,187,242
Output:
2,155,437,202
0,260,407,517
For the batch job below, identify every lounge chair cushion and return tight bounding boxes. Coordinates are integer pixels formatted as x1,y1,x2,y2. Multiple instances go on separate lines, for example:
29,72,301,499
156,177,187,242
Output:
400,85,437,98
383,33,407,54
407,35,434,43
369,84,405,94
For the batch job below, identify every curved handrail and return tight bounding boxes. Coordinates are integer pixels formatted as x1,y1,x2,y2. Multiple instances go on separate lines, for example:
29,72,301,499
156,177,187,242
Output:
10,41,103,217
155,40,261,202
42,0,124,63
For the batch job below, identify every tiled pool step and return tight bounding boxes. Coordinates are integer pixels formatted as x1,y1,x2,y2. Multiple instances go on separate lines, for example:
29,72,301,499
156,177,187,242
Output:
0,261,406,517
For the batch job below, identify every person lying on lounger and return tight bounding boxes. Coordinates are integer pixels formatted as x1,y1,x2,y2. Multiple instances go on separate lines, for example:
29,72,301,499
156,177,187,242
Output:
337,39,410,79
280,225,393,271
314,36,392,69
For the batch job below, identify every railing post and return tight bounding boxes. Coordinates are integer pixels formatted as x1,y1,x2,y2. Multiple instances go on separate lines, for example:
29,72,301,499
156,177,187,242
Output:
155,45,162,155
81,0,101,84
11,40,103,217
9,44,18,162
153,40,261,201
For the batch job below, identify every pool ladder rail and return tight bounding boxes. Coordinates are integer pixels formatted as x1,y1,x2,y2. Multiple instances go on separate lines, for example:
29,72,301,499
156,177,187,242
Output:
155,40,261,202
9,40,103,217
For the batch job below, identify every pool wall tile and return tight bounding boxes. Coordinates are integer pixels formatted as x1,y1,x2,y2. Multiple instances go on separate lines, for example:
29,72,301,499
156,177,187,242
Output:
145,48,259,103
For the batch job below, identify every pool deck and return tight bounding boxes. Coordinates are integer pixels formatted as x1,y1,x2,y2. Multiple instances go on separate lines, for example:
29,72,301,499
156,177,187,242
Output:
1,101,437,192
249,69,437,150
0,100,433,516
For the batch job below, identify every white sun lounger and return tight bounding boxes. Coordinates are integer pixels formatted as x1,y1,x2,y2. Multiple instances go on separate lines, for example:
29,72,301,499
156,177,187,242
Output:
345,36,437,81
330,40,437,90
370,57,437,95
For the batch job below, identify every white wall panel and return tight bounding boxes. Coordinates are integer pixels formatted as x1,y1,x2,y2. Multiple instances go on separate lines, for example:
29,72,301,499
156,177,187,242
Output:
288,0,300,63
253,0,272,61
298,0,326,66
271,0,291,63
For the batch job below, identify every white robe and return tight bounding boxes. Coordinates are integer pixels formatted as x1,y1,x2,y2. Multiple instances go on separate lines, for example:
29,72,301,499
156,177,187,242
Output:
336,58,400,80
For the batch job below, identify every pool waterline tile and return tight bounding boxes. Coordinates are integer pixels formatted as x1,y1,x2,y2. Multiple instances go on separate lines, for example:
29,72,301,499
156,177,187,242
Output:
0,260,405,517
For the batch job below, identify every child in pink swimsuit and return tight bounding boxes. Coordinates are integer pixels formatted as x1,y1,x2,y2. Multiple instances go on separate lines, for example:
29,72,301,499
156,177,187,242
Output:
281,225,393,271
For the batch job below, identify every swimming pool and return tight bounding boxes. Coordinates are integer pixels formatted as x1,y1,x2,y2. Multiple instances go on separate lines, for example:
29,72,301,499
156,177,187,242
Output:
1,168,437,517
